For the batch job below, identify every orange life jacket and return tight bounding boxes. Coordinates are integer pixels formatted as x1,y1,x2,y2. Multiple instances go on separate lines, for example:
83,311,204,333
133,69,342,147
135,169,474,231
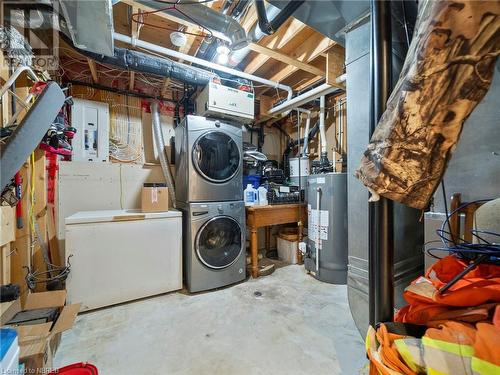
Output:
395,256,500,325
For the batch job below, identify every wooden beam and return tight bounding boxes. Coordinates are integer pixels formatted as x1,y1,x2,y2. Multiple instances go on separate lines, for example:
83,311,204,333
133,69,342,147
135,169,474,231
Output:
257,95,277,121
32,149,47,291
120,0,194,29
244,18,307,74
267,35,337,83
129,71,135,91
326,44,345,89
87,58,98,83
247,43,325,77
293,76,324,92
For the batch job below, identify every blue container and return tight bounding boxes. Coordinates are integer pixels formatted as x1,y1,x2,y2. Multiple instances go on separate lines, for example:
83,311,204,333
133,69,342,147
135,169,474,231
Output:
243,175,261,189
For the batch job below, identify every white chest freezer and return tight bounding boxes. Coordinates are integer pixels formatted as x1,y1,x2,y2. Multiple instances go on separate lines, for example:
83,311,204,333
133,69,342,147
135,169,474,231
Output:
65,209,182,311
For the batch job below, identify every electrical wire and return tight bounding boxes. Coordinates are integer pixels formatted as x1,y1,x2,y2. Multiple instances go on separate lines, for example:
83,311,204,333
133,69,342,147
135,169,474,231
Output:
426,199,500,263
131,4,213,38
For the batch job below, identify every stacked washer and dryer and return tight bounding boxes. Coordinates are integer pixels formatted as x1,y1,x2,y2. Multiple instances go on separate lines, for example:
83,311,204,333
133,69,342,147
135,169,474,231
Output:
175,115,246,293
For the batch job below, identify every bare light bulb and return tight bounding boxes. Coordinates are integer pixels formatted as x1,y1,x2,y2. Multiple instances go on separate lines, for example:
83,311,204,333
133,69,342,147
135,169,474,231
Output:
217,53,229,65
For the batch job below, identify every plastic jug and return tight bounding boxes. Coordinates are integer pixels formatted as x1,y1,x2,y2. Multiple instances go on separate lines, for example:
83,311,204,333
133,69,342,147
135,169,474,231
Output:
257,186,268,205
244,184,257,206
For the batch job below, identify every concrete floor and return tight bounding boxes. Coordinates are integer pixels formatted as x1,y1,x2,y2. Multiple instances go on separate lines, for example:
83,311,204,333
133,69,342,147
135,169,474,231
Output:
54,265,366,374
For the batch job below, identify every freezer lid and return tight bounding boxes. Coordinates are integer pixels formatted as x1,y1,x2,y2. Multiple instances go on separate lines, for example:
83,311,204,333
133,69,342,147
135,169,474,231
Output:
65,209,182,225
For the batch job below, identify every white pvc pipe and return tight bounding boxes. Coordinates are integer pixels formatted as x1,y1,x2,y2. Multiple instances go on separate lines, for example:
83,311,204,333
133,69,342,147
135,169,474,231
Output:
319,95,327,154
268,83,341,115
114,33,293,102
336,73,347,84
295,108,311,155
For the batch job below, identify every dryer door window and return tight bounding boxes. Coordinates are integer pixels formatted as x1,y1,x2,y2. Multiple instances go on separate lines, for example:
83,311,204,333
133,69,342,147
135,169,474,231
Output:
192,131,240,183
196,216,243,269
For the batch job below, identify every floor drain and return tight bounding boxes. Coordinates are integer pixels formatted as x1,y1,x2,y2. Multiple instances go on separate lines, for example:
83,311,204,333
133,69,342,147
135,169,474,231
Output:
254,291,262,297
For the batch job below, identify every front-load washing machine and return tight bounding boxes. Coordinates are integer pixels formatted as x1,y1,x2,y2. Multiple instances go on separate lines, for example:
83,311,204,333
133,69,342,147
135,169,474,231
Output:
175,115,243,203
179,200,246,293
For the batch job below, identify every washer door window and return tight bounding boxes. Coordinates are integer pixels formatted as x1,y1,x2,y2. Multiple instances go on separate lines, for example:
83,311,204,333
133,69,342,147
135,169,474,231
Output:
193,131,240,183
196,216,243,269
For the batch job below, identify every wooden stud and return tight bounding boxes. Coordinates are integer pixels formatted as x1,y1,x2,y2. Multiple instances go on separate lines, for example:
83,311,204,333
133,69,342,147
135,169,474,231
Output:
1,206,16,247
247,43,325,77
11,162,30,296
31,149,47,290
1,53,10,127
10,82,31,296
1,244,11,285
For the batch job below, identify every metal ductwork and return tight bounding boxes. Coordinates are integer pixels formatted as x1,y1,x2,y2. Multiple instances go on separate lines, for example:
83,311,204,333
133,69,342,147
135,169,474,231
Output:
267,0,370,46
229,1,282,67
197,0,251,63
254,0,305,35
134,0,249,50
58,0,114,56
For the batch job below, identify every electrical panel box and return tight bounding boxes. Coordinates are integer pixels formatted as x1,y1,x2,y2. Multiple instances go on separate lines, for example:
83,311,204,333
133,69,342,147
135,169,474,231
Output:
71,98,109,162
196,80,255,123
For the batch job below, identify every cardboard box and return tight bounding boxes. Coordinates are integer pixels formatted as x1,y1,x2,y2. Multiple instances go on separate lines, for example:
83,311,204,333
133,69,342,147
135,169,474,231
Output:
141,183,169,212
1,290,80,374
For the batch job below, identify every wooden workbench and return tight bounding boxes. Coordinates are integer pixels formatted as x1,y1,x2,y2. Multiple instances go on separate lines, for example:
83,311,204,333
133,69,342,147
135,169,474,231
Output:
246,203,307,278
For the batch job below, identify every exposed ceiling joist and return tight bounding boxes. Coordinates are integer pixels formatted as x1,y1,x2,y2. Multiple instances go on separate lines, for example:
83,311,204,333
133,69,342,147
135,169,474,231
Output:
87,58,98,83
120,0,194,30
161,77,171,97
129,71,135,91
293,76,324,92
244,18,307,74
247,43,325,77
268,35,337,83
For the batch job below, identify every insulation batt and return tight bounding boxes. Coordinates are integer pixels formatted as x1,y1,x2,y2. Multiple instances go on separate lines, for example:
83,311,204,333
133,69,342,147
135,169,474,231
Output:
355,0,500,209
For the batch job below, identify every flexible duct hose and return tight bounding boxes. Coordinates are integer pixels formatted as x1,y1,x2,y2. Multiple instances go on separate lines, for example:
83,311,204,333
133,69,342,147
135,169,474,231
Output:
61,34,215,87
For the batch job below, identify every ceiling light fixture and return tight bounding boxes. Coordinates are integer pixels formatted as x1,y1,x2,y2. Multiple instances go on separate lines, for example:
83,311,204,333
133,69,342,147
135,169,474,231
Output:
170,31,187,47
216,45,231,65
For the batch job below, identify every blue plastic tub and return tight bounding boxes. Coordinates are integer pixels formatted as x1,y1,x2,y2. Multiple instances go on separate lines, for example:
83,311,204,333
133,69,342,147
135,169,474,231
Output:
243,174,261,189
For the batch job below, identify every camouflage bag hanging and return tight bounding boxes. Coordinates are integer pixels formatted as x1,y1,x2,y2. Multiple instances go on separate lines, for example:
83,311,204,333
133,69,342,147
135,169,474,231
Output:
355,0,500,209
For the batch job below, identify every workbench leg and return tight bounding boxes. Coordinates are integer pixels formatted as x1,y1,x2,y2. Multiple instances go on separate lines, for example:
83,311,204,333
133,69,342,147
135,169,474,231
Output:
250,228,258,278
297,222,303,264
265,226,271,254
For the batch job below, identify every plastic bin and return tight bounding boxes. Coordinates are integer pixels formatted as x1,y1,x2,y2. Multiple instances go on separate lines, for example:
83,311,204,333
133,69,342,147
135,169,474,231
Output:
0,328,19,375
277,228,300,264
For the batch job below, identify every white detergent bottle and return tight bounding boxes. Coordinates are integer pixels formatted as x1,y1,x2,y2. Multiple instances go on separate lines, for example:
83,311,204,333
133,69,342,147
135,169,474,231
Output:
244,184,257,206
257,186,268,205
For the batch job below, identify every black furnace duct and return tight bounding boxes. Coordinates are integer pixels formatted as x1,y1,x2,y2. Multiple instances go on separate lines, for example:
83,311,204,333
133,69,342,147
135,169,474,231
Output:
345,1,423,336
61,34,214,87
254,0,305,35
